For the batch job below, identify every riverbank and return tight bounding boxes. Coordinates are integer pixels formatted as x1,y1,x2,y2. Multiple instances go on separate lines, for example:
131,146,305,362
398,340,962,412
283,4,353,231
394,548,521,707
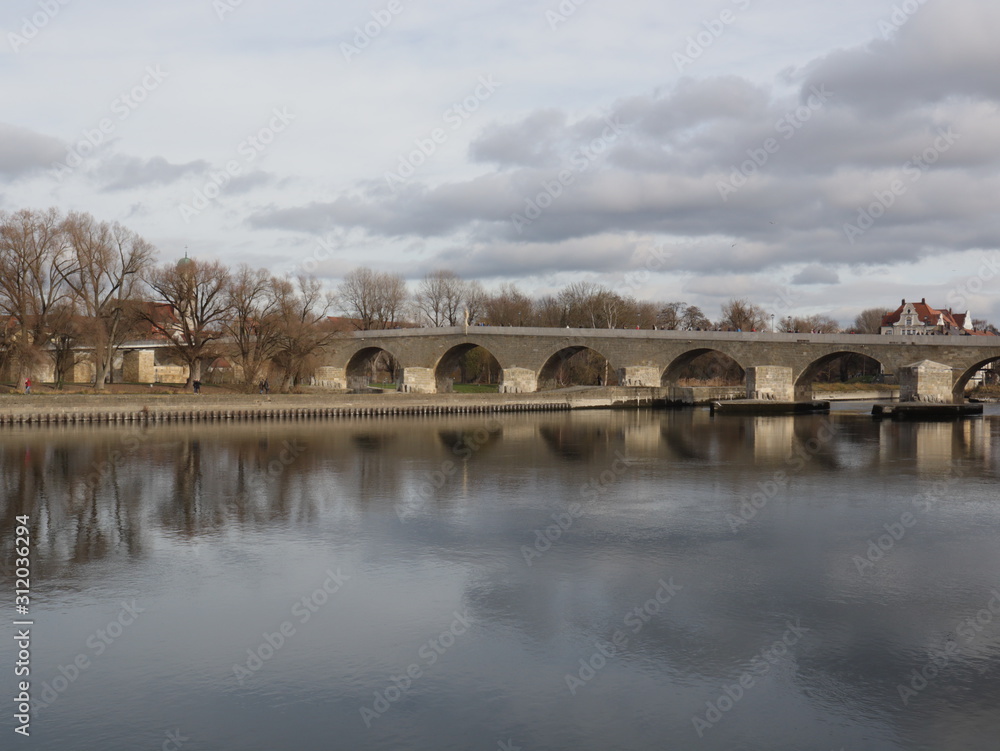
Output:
0,387,663,426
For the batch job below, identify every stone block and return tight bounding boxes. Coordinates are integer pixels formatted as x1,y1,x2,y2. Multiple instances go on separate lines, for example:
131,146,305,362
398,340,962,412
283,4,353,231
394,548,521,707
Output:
72,358,96,384
398,367,436,394
123,350,156,383
899,360,954,403
617,366,660,387
314,366,347,389
499,367,537,393
746,365,793,401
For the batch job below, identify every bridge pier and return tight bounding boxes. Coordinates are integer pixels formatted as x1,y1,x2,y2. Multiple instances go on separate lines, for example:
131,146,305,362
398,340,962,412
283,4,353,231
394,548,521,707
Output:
315,366,347,390
746,366,794,401
617,366,660,387
122,349,155,383
900,360,956,403
499,367,537,394
397,367,437,394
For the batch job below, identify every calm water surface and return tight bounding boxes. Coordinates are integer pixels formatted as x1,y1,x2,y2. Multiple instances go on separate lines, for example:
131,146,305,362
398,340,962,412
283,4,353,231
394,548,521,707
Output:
1,405,999,750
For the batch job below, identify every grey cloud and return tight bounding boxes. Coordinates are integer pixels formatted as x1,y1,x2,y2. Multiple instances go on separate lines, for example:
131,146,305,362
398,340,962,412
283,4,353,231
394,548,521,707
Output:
0,123,65,177
792,265,839,285
800,1,1000,113
428,235,656,279
228,171,274,195
99,155,210,191
617,76,772,140
249,202,335,234
469,109,567,168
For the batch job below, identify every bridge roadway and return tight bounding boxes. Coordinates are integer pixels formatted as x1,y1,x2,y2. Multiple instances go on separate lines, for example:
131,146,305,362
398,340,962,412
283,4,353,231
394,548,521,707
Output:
318,326,1000,402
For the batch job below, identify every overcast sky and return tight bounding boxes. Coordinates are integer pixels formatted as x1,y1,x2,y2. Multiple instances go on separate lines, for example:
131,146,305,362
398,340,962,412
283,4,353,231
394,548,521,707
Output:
3,0,999,326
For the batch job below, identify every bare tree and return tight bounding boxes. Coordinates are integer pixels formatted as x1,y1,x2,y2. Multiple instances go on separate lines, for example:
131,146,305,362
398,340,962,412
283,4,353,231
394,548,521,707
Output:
49,300,86,387
463,280,486,325
558,281,601,327
556,282,630,328
592,288,627,328
483,282,534,326
0,207,71,380
413,270,466,327
627,300,659,329
337,267,408,330
223,265,286,389
371,270,408,329
789,314,840,334
853,307,891,334
681,305,711,330
971,318,999,334
657,302,685,330
719,298,768,331
144,258,232,387
60,212,156,386
271,276,339,390
534,295,565,327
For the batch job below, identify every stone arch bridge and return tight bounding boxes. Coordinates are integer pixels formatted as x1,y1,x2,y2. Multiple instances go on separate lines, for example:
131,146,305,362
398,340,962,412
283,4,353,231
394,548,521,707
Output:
318,327,1000,403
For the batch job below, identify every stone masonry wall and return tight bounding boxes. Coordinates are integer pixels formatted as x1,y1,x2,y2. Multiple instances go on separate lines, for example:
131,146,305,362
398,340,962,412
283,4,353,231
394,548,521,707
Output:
746,366,794,401
900,360,954,403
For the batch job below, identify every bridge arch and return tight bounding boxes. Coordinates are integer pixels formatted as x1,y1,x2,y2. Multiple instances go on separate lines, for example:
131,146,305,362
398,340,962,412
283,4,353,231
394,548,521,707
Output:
661,348,746,388
538,345,617,389
953,356,1000,398
793,350,887,400
345,346,401,390
433,343,503,392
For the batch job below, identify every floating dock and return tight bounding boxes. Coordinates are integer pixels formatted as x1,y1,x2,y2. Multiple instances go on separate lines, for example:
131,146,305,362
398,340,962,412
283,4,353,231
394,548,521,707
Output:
872,402,983,420
709,400,830,416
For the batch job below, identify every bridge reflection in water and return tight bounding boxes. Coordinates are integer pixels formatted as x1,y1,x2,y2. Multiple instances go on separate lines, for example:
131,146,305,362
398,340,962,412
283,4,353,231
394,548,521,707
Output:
2,409,995,563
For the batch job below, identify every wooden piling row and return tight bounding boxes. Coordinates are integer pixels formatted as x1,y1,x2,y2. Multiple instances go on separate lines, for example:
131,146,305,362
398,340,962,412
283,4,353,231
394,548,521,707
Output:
0,400,573,428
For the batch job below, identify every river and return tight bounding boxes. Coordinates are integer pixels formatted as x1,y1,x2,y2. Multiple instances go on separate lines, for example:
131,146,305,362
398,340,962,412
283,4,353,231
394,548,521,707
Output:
1,404,999,750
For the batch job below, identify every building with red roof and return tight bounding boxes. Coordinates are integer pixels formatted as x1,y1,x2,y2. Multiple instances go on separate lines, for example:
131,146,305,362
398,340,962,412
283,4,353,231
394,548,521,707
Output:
880,298,977,336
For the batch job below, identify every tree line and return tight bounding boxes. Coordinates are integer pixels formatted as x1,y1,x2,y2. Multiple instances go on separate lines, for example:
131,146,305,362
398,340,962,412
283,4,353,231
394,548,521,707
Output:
349,268,900,335
0,208,336,391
